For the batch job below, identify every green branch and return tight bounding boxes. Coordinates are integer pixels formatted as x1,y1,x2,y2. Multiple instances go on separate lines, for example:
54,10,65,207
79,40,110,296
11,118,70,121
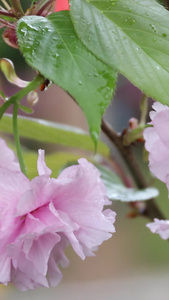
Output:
140,94,148,126
0,74,44,176
101,119,165,221
0,74,44,119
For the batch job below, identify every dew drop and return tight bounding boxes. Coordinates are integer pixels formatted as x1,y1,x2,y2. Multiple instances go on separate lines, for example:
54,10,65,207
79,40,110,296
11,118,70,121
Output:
135,47,141,54
149,24,156,32
153,38,157,42
162,33,167,38
78,80,82,85
20,27,28,37
109,0,118,4
125,16,136,25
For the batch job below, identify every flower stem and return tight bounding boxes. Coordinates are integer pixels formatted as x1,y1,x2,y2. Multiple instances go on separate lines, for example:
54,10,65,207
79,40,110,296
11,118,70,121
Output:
0,75,44,175
36,0,55,15
0,74,44,119
13,102,27,175
0,18,15,27
0,10,16,18
1,0,11,10
9,0,24,16
139,94,148,126
32,0,54,15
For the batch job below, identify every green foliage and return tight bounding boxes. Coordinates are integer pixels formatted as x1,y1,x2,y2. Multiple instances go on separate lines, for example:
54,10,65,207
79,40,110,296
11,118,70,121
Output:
0,114,109,156
98,165,159,201
16,11,117,146
70,0,169,104
18,104,33,114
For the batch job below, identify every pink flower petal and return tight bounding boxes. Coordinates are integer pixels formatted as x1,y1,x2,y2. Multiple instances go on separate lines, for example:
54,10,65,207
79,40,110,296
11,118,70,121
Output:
153,108,169,149
0,255,11,284
17,175,51,216
48,237,69,287
11,256,49,290
37,149,52,176
146,218,169,240
144,102,169,182
0,169,30,229
25,233,60,275
0,138,20,171
0,139,116,290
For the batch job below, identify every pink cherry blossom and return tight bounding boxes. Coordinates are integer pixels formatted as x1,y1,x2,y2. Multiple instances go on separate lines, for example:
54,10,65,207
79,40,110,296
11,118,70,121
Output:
146,218,169,240
143,102,169,182
0,139,116,291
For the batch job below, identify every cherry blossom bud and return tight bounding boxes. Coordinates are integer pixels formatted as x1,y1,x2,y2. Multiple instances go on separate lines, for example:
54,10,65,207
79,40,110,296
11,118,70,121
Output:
129,117,139,130
2,27,19,49
27,91,39,107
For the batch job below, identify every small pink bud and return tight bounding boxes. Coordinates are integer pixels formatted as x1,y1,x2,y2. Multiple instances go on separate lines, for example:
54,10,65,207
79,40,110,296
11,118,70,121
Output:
2,27,19,49
129,117,139,130
27,91,39,106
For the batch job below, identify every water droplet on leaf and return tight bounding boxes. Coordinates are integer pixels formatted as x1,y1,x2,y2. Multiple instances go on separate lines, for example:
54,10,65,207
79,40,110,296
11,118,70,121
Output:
149,24,156,32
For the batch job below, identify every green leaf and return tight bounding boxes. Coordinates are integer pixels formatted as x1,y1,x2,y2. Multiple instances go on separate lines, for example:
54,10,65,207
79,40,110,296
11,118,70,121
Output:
0,114,109,156
16,11,117,146
18,104,33,114
70,0,169,104
98,165,159,201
